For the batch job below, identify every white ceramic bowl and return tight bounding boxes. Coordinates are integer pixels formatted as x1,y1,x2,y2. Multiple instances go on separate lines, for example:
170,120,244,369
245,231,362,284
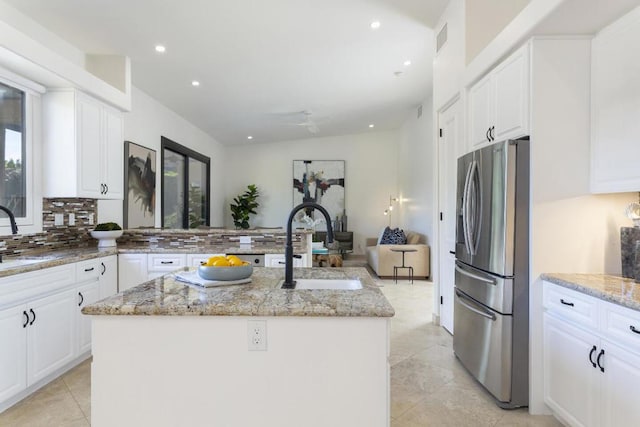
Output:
198,264,253,281
90,230,123,247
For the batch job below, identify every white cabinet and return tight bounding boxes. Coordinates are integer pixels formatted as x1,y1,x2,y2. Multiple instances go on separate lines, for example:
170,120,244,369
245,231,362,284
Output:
0,305,27,403
147,254,187,279
468,43,529,150
43,89,123,199
187,253,226,267
543,281,640,427
265,253,307,268
26,289,77,385
76,281,100,355
590,6,640,193
99,255,118,298
118,254,148,291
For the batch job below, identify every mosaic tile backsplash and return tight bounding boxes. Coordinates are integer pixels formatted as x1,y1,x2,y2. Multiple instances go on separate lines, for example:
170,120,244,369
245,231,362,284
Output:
0,198,98,257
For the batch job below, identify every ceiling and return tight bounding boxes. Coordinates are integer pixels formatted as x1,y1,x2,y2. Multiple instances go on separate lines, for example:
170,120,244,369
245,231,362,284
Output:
5,0,448,145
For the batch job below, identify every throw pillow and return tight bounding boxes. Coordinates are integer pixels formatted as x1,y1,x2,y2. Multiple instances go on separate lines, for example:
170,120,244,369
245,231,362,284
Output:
406,232,421,244
380,227,407,245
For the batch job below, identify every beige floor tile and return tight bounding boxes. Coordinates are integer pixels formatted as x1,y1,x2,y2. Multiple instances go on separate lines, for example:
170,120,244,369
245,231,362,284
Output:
0,378,87,427
62,359,92,419
494,408,565,427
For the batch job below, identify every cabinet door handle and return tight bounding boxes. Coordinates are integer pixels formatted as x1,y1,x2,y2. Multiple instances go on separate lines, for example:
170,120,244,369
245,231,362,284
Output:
84,267,95,272
29,309,36,325
160,261,174,265
630,325,640,335
100,183,105,194
597,349,605,373
589,345,597,368
560,298,574,307
23,311,29,328
78,292,84,307
105,184,109,194
101,262,106,275
486,128,491,141
490,126,495,140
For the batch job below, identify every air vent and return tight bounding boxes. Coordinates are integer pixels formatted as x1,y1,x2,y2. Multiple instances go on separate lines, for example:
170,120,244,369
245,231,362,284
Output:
417,105,423,118
436,23,448,53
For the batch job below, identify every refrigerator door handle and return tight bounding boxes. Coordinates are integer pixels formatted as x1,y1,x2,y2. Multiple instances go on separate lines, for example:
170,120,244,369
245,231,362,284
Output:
468,160,481,255
455,289,496,321
462,161,474,255
455,263,495,285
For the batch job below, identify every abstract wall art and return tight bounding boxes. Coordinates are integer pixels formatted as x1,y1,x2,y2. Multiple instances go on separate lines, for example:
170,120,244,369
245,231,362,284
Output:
124,141,156,228
292,160,345,231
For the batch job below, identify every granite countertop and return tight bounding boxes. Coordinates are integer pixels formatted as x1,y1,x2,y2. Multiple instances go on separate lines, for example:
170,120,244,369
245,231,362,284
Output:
83,267,395,318
123,228,311,235
0,247,117,278
117,246,295,255
542,273,640,311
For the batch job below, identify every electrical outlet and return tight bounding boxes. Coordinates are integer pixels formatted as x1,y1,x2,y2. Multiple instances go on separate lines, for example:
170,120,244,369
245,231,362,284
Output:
68,213,75,226
88,213,94,225
54,213,63,226
247,320,267,351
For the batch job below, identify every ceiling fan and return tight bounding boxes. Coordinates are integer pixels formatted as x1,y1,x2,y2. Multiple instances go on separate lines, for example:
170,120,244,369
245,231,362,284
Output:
271,110,327,135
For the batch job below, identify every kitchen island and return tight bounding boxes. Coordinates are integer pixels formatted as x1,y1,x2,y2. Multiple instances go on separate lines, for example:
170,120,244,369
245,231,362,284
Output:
83,267,394,427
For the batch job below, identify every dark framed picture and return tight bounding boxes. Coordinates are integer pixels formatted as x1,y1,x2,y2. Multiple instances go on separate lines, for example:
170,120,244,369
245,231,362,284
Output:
123,141,156,228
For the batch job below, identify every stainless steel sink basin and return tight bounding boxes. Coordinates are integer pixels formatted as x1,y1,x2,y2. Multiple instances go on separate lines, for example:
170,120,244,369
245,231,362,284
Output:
281,279,363,290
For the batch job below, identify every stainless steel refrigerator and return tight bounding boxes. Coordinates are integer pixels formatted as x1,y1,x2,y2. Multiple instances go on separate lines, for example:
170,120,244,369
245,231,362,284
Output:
453,138,529,408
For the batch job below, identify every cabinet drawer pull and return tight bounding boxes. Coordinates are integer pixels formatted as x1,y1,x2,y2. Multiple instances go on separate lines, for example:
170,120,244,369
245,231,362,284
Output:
630,325,640,335
29,308,36,325
84,267,95,272
278,261,286,264
597,349,605,373
23,311,29,328
589,345,597,368
160,261,174,265
78,292,84,307
560,299,574,307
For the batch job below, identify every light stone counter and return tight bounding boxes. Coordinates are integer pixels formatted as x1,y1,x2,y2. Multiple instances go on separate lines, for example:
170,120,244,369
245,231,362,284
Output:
0,247,117,278
83,266,394,317
542,273,640,311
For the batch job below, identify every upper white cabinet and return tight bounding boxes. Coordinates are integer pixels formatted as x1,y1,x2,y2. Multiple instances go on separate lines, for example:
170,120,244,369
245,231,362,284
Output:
43,89,123,199
591,6,640,193
468,43,530,150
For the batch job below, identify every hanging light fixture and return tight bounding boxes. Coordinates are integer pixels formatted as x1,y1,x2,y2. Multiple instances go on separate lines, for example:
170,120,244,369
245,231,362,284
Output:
383,196,398,224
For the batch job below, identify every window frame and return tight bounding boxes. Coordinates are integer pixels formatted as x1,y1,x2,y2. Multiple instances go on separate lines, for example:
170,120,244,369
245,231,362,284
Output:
160,136,211,229
0,67,43,235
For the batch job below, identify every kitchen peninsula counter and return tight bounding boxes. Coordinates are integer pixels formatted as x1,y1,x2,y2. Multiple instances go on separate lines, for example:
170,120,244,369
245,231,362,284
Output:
542,273,640,311
86,266,393,427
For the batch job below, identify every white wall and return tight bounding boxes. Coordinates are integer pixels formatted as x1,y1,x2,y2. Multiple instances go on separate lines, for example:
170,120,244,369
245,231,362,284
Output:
433,0,466,111
224,131,399,254
397,98,435,245
98,87,227,227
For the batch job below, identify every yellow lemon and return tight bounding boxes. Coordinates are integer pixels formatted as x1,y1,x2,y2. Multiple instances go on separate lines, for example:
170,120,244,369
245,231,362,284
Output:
211,258,231,267
226,255,243,266
207,255,225,263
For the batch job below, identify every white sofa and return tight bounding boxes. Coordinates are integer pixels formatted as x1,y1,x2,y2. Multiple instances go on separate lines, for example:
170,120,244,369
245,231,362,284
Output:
365,231,430,279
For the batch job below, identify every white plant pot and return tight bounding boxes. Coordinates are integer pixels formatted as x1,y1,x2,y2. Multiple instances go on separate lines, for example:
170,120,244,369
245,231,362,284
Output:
90,230,123,247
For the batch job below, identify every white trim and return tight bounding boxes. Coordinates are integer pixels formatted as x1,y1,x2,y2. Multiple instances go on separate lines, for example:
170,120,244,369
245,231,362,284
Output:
0,65,45,94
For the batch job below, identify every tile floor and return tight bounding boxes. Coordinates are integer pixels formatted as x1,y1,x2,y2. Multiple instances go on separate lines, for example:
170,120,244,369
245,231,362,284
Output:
0,278,563,427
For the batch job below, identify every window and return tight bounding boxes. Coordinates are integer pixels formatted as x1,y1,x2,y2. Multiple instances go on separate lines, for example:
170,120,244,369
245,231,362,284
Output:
0,71,40,234
161,136,210,229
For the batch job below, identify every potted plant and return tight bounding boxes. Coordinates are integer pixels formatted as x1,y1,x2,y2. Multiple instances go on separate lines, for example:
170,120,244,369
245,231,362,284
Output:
230,184,260,229
90,222,123,247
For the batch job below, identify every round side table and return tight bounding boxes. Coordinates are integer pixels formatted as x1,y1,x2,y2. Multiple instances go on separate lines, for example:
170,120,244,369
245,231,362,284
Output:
390,248,417,284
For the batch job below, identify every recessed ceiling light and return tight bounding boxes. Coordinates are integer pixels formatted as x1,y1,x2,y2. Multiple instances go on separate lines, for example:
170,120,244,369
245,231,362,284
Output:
247,136,253,140
155,45,166,53
191,80,200,87
370,21,381,30
404,60,412,66
369,124,375,128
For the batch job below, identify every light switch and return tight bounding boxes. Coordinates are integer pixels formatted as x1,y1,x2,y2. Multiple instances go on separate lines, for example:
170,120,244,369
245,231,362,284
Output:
68,213,75,226
54,213,63,226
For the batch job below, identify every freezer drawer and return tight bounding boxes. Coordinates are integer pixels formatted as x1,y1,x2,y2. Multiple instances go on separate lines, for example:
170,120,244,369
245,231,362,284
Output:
453,288,513,403
455,260,513,314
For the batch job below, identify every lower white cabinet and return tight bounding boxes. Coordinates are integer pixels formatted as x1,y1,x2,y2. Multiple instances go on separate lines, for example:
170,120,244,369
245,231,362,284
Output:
543,281,640,427
0,255,114,411
99,255,118,298
147,254,187,280
118,253,148,291
265,253,307,268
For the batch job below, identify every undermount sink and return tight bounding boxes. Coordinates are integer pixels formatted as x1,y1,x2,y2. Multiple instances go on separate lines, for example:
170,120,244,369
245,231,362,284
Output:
0,258,49,270
282,279,363,290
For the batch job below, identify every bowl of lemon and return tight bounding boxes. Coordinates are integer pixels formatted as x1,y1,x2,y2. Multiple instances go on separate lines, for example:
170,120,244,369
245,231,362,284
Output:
198,255,253,281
